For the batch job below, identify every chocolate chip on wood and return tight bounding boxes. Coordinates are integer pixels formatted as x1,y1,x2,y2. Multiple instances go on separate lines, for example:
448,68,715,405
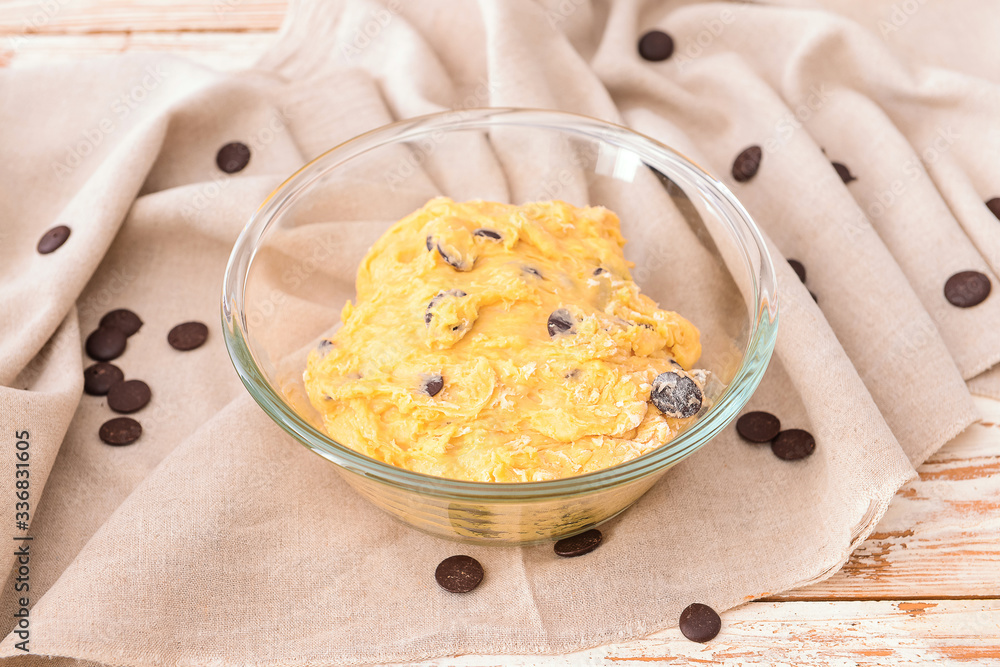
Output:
679,603,722,643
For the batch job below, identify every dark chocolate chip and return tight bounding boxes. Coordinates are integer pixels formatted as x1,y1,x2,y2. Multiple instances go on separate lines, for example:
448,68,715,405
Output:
423,374,444,397
771,429,816,460
473,228,502,240
593,267,606,276
318,339,333,350
37,225,71,254
553,528,603,558
638,30,674,62
425,290,468,324
107,379,151,414
679,603,721,643
944,271,991,308
99,309,143,337
547,309,575,337
650,371,703,418
425,235,434,251
99,417,142,446
987,198,1000,222
732,146,763,183
810,291,818,303
434,555,484,593
787,259,806,283
436,243,471,271
523,266,543,278
83,362,124,396
168,321,209,351
736,411,781,443
832,161,856,184
216,141,251,174
85,327,127,362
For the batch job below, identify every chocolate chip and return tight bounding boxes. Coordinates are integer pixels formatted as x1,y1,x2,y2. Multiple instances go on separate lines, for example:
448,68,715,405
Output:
650,371,703,418
832,161,856,184
944,271,991,308
473,228,502,240
423,374,444,397
425,235,434,251
593,267,606,276
787,259,806,283
810,291,818,303
553,528,603,557
216,142,251,174
987,198,1000,222
435,243,471,271
638,30,674,61
83,362,124,396
37,225,71,254
771,429,816,460
85,327,127,361
434,555,484,593
679,603,721,643
99,309,143,337
547,309,575,337
523,266,543,278
425,290,468,324
107,379,151,414
736,411,781,443
168,321,209,351
99,417,142,446
732,146,763,183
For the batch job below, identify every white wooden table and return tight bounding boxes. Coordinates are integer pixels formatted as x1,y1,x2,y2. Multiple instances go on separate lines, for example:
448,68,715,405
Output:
3,2,998,663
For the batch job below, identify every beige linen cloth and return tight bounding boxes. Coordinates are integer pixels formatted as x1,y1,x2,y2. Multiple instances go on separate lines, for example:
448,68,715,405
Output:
2,0,1000,663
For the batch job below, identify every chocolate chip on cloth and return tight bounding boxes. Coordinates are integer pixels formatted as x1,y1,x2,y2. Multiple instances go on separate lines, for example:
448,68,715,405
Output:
37,224,71,254
85,327,127,362
638,30,674,61
832,161,857,184
732,145,763,183
679,603,722,643
736,411,781,443
771,429,816,460
98,417,142,446
434,555,484,593
553,528,603,558
168,321,209,350
787,259,806,284
216,141,251,174
944,270,991,308
107,379,152,414
83,362,124,396
650,371,703,418
99,308,143,336
987,197,1000,221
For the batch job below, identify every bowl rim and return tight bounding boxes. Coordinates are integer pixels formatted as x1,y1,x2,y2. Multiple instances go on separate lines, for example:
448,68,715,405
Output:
221,107,779,501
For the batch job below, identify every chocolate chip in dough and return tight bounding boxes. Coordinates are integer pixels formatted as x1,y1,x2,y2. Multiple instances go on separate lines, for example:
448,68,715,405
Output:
168,321,209,351
679,603,722,643
593,267,607,276
107,379,151,414
771,429,816,460
216,141,251,174
650,371,703,418
83,362,124,396
832,161,857,184
553,528,603,558
86,327,127,362
547,309,575,337
99,417,142,446
736,411,781,443
425,289,468,324
523,266,543,278
473,228,502,240
435,243,472,271
944,271,991,308
435,555,484,593
37,225,71,254
99,308,143,337
732,146,763,183
638,30,674,62
987,197,1000,222
787,259,806,283
423,374,444,397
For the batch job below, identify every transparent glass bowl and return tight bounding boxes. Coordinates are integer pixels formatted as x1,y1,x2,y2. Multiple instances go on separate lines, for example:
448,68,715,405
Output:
222,108,778,545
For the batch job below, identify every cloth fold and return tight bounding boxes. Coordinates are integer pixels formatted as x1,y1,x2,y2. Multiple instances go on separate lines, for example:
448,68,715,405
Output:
1,0,998,664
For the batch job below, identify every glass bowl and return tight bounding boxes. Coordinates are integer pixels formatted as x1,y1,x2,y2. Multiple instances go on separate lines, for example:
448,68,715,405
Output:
222,108,778,545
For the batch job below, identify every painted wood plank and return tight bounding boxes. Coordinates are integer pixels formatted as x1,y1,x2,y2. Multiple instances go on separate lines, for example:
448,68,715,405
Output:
399,600,1000,666
0,0,287,35
0,31,276,71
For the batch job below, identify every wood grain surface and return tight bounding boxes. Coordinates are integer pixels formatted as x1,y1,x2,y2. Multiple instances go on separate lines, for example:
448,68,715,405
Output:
2,2,998,663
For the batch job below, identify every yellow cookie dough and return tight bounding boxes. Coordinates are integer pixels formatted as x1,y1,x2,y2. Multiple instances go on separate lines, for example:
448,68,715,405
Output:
304,198,706,482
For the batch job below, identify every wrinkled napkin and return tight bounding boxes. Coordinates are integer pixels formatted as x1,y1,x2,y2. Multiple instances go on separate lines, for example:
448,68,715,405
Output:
2,0,1000,664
